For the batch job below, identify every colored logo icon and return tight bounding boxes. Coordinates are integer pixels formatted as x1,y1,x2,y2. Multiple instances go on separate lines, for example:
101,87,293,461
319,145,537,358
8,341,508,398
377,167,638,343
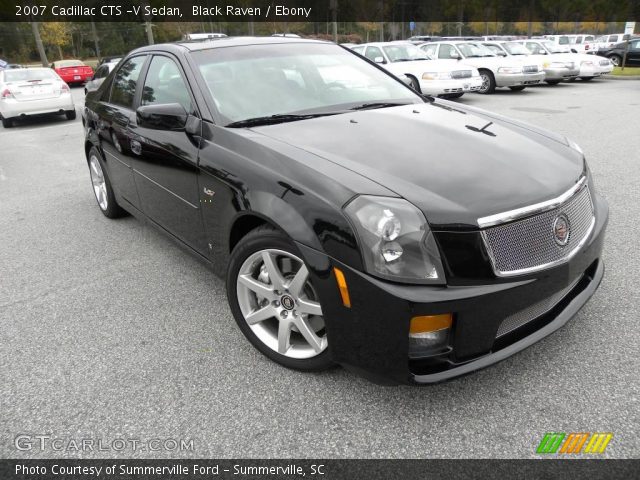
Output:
536,432,613,454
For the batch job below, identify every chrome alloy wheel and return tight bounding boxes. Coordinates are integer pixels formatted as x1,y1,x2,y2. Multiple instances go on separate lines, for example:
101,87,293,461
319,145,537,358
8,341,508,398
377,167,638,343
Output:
89,155,108,211
479,73,490,93
236,249,327,359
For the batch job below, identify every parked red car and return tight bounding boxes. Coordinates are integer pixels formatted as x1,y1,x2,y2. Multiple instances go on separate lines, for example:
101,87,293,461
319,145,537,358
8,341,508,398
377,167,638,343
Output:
51,60,93,85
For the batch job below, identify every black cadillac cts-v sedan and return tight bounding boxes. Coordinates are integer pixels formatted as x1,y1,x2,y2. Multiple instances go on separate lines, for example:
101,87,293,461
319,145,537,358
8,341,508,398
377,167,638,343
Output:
82,37,608,385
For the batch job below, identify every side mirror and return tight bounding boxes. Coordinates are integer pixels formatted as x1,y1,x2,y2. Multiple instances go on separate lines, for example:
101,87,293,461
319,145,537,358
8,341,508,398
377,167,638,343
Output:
450,52,460,60
498,51,507,57
137,103,187,131
374,56,385,64
401,76,413,87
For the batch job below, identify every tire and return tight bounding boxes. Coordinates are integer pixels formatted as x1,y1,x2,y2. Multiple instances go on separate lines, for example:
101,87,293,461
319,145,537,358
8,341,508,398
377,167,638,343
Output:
87,147,127,218
84,88,87,95
477,70,496,94
545,80,561,85
227,225,333,372
443,92,464,99
580,76,594,81
567,77,576,83
509,86,526,91
65,109,76,120
1,116,13,128
608,54,622,67
408,76,421,93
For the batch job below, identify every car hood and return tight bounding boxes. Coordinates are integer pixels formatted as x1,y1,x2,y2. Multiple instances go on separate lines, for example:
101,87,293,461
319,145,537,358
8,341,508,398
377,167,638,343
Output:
250,102,584,228
450,56,521,69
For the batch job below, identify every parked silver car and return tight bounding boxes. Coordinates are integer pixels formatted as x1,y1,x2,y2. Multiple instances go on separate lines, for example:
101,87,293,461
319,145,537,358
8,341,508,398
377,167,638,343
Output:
0,67,75,128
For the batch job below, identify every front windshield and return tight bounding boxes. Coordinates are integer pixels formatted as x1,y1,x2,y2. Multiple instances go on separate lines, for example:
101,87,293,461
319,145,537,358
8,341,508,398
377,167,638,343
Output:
382,44,430,62
4,68,57,82
458,43,496,58
502,43,532,55
194,43,420,125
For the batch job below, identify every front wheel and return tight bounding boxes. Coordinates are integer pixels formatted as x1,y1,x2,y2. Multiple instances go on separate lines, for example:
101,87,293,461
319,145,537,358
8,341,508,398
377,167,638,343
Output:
65,109,76,120
580,76,594,81
442,92,464,99
227,226,333,371
545,80,561,85
509,86,526,91
1,116,13,128
477,70,496,94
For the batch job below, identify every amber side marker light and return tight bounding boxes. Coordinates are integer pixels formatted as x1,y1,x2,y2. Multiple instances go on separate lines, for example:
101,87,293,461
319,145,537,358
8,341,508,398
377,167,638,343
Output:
409,314,453,358
333,267,351,308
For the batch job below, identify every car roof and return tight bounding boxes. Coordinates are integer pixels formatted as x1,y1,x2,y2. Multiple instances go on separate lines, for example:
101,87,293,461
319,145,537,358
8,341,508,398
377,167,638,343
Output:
129,36,330,56
356,41,413,47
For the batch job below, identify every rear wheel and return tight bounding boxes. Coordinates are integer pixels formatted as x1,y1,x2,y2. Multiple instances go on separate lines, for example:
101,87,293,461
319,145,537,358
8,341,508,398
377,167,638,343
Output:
477,70,496,94
580,76,594,81
65,109,76,120
227,226,333,372
1,116,13,128
88,147,127,218
444,92,464,99
545,80,561,85
509,86,526,91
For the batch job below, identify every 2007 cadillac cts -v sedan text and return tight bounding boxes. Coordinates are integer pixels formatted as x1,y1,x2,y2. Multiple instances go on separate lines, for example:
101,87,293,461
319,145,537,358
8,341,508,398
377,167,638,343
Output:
82,38,608,385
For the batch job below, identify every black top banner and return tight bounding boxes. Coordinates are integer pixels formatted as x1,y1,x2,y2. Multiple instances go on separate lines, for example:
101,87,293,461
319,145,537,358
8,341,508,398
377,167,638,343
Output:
1,0,639,22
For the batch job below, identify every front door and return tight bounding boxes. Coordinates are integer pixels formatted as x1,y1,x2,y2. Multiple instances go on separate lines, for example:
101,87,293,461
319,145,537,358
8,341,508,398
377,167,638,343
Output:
128,54,207,255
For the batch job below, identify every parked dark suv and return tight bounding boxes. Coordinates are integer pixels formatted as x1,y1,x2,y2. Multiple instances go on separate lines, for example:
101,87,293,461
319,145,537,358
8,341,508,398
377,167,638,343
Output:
82,37,608,385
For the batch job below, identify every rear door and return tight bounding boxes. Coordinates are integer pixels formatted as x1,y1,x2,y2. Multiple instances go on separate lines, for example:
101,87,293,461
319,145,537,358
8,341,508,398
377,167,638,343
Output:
128,53,206,254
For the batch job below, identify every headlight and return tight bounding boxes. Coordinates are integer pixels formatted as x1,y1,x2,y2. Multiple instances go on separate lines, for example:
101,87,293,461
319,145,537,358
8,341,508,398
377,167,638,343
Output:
566,136,584,155
580,60,594,66
497,66,522,74
549,61,567,68
422,72,451,80
344,196,445,284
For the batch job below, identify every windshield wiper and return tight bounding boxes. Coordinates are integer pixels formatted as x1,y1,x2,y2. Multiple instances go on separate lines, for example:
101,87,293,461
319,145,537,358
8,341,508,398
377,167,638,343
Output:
349,102,412,111
393,58,412,62
226,112,338,128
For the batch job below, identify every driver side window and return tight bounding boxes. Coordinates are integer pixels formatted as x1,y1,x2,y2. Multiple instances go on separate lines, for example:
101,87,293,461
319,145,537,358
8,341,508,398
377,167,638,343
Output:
438,44,457,59
364,46,384,63
141,55,193,113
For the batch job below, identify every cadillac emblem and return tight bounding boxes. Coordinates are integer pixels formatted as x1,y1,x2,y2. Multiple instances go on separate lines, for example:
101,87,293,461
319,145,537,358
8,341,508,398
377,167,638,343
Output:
553,214,570,246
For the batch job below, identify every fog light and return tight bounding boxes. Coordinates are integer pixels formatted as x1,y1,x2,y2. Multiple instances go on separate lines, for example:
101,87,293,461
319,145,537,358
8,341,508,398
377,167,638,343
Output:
409,314,452,357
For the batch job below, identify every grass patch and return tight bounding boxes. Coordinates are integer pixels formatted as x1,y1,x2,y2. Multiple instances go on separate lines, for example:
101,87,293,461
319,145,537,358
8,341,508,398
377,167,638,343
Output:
611,66,640,76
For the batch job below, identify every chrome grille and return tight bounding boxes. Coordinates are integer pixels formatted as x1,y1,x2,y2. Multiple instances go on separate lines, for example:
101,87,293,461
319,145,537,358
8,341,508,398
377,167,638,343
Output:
523,65,539,73
451,70,472,79
482,185,594,276
496,277,581,337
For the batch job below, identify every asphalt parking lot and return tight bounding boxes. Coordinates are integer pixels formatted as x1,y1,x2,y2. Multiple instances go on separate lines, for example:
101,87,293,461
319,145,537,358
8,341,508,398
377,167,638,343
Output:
1,79,639,459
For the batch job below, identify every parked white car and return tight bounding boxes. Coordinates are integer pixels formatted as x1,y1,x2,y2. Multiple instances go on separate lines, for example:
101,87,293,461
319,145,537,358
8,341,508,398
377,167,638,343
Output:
350,42,482,98
419,41,545,93
517,40,611,81
593,33,629,52
0,67,75,128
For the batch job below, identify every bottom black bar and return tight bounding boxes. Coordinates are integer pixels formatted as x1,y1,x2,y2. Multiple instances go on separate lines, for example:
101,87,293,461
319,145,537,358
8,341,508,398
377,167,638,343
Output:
1,459,638,480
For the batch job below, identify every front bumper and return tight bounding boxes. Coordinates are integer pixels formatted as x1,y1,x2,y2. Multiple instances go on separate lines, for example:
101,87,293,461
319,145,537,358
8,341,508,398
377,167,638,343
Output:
543,66,580,80
0,94,74,119
298,193,608,385
495,71,546,87
420,77,483,96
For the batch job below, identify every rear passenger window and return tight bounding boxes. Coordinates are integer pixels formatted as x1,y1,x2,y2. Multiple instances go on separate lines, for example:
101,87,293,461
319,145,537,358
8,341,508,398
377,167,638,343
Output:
141,55,192,113
110,56,146,109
